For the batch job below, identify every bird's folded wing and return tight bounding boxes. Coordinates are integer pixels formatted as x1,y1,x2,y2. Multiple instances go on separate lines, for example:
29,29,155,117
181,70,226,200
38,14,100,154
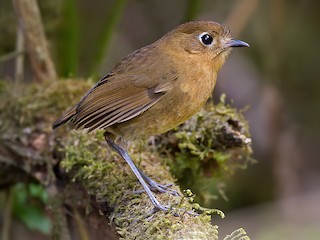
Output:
72,74,174,132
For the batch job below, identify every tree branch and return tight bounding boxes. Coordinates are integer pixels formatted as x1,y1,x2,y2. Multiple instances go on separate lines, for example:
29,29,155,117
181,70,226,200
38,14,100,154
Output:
0,80,252,239
12,0,57,82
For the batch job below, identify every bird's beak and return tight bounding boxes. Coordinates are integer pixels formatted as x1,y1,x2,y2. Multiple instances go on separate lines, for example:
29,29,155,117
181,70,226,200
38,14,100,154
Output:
224,39,250,48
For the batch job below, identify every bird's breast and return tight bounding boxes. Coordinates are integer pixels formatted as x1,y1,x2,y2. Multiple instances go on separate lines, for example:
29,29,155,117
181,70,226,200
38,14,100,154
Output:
172,66,217,120
112,63,217,140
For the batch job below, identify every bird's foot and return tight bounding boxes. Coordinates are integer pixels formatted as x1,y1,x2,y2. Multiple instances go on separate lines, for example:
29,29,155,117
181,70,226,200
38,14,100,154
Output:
133,181,179,196
134,169,179,196
149,182,178,195
140,168,179,196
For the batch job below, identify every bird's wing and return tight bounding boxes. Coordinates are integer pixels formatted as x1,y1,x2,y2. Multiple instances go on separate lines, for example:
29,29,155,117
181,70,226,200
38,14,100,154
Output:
72,72,177,132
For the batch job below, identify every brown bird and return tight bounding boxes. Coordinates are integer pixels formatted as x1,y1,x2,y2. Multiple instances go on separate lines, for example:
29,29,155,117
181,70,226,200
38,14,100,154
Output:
53,21,249,211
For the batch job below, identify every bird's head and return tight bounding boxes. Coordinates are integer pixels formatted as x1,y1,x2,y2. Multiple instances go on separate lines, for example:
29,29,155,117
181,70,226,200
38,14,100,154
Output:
159,21,249,71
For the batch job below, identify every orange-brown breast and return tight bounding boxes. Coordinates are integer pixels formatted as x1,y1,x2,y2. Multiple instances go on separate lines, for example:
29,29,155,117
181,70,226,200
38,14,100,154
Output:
110,52,217,141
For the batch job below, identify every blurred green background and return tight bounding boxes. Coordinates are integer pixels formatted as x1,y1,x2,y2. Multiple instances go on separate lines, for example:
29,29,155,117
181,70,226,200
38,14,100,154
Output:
1,0,320,239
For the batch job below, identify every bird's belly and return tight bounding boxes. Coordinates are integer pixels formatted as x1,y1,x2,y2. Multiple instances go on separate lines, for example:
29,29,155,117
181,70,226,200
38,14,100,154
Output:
113,73,216,140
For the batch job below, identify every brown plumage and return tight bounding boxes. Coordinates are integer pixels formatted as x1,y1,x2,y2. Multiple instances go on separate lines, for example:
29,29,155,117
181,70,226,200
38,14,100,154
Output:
53,21,249,211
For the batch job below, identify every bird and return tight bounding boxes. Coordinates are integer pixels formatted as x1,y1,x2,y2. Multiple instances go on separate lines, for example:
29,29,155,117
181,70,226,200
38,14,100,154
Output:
52,21,249,212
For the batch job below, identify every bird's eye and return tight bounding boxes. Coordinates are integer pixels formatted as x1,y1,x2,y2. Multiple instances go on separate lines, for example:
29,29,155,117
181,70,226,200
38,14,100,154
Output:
199,32,213,46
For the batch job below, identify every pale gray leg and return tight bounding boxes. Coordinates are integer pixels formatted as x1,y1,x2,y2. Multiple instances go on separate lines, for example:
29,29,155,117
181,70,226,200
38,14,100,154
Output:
105,135,169,212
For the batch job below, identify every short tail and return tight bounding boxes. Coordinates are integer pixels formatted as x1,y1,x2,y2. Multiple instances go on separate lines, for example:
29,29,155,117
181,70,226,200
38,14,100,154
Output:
52,105,77,129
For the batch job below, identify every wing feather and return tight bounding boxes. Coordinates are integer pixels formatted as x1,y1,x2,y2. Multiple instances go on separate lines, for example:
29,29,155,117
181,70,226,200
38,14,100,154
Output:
74,92,144,126
75,91,150,129
88,99,159,131
55,47,179,132
71,80,167,131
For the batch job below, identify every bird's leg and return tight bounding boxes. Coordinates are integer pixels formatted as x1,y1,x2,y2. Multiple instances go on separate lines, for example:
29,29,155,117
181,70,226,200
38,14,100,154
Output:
105,134,169,212
136,168,179,196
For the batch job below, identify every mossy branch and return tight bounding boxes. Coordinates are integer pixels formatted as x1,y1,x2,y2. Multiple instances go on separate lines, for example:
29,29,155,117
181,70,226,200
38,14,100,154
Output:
0,79,252,239
60,130,221,239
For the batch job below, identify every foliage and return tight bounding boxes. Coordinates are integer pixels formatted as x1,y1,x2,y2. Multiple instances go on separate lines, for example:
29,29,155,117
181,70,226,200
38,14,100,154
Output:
10,183,50,234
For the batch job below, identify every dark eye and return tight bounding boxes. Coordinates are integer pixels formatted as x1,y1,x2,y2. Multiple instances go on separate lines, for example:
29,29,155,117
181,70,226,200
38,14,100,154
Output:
199,32,213,46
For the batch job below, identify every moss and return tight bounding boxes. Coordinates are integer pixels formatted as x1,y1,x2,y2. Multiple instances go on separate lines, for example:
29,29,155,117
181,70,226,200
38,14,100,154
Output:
0,79,93,184
0,79,92,133
60,130,222,239
155,94,254,206
0,80,253,239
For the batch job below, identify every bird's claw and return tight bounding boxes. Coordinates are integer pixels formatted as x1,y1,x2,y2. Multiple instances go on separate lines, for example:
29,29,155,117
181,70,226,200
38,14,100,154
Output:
133,182,179,196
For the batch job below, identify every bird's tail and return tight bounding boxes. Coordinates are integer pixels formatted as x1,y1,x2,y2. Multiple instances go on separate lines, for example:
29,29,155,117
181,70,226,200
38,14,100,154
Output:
52,105,77,129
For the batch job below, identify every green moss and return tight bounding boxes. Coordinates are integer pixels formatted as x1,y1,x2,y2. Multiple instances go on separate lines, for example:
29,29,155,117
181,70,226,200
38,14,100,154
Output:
155,94,254,206
0,79,95,189
0,79,92,134
0,80,252,239
60,130,221,239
